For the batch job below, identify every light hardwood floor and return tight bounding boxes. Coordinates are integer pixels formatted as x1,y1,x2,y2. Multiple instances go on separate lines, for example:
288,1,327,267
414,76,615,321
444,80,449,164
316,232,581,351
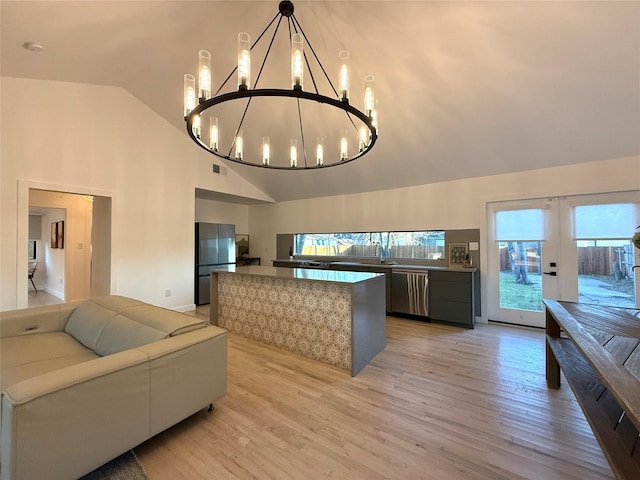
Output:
27,289,63,308
135,316,614,479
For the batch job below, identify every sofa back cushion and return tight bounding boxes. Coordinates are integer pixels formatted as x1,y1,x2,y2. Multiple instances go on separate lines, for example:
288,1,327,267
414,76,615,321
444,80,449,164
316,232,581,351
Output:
65,296,206,356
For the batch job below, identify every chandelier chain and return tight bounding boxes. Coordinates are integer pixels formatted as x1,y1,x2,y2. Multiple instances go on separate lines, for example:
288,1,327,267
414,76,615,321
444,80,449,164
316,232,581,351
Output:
213,12,281,97
290,14,338,99
290,14,360,137
295,97,307,167
227,14,285,157
290,16,319,96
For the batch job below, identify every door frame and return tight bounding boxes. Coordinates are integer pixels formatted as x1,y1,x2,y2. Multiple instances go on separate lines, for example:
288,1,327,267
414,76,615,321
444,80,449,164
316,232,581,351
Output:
17,179,115,309
486,197,561,328
486,191,640,327
560,190,640,305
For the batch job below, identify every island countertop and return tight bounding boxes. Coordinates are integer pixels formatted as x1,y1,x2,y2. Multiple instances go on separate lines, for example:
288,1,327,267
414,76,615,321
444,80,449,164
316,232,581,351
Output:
213,265,383,284
272,259,477,273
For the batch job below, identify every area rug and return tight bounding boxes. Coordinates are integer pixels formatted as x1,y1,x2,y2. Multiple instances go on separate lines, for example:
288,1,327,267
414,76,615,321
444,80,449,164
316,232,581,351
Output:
79,450,148,480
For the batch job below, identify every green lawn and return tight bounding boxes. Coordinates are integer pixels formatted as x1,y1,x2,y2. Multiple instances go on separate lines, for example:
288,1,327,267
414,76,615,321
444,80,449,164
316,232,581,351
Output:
500,271,636,310
499,272,543,311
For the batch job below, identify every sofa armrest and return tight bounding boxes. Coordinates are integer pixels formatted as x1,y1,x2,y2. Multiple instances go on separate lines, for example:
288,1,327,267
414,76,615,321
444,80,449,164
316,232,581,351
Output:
137,325,228,436
1,349,151,480
0,302,80,339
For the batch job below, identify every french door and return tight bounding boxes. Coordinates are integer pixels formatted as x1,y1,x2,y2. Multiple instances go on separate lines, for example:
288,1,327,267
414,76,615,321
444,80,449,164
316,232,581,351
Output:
487,192,640,328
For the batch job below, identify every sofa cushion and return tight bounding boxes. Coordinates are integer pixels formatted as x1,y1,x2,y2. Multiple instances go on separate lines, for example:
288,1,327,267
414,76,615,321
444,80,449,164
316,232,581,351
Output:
0,332,99,391
93,306,206,356
121,305,206,337
64,296,207,357
64,296,145,351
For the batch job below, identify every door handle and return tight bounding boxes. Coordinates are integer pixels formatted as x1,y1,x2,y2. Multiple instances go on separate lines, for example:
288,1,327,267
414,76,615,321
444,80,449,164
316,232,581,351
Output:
543,271,557,276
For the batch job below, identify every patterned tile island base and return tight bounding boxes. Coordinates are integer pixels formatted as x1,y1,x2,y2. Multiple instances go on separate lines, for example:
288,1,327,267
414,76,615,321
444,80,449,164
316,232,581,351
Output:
210,266,386,376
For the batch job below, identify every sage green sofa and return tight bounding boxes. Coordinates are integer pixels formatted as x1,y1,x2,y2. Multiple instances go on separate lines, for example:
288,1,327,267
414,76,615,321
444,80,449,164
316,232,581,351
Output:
0,295,227,480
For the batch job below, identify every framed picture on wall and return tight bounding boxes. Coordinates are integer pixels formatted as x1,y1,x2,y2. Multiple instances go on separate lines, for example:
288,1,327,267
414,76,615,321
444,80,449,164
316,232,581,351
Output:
236,234,249,257
449,242,468,267
51,222,58,249
57,221,65,249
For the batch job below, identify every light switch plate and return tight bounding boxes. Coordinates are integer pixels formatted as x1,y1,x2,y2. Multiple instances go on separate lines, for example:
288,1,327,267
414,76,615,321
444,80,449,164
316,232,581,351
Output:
469,242,479,251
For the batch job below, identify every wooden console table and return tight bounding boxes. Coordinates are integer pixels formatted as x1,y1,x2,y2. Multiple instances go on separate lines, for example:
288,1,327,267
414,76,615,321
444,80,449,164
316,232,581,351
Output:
545,300,640,480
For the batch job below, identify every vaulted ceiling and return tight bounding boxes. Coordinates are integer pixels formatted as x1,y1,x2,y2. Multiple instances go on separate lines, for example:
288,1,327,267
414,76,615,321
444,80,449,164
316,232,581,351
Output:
2,1,639,202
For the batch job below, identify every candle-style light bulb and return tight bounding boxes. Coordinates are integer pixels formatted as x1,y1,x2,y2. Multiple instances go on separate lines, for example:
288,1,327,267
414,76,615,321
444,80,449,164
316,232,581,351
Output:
209,117,218,151
193,115,201,139
359,126,368,152
340,129,348,161
371,107,379,135
238,33,251,90
262,137,270,166
364,75,375,117
183,74,196,117
290,139,298,167
235,130,243,160
291,34,304,90
338,51,350,103
316,137,324,166
198,50,211,101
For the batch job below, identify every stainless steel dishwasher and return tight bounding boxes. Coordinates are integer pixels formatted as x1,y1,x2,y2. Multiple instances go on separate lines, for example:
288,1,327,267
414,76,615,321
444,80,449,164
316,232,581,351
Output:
391,269,429,317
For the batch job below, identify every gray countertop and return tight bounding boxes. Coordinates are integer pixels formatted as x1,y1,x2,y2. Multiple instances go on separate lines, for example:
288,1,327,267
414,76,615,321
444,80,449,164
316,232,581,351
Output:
212,265,383,284
273,259,477,273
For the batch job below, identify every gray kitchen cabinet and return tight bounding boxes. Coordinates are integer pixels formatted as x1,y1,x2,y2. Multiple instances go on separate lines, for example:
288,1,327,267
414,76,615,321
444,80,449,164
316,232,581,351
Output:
428,270,475,328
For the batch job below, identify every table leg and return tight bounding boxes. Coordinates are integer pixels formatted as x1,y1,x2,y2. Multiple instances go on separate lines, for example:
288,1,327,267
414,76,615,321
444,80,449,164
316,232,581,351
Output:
546,307,561,388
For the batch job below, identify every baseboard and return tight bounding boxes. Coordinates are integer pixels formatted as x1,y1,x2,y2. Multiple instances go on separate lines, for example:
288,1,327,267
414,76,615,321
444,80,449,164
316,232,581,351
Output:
173,303,196,313
488,319,544,330
44,287,64,300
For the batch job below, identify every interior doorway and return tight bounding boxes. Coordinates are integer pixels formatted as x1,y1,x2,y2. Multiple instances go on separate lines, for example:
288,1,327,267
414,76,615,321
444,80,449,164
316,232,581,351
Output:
28,206,66,307
26,188,112,308
487,191,640,328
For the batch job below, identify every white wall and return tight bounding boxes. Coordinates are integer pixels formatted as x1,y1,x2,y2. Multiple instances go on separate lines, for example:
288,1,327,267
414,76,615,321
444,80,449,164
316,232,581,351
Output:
248,155,640,322
1,77,272,311
195,198,249,235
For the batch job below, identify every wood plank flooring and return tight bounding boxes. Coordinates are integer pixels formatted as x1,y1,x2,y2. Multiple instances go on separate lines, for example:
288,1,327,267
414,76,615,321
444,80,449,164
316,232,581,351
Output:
135,317,614,479
27,289,62,308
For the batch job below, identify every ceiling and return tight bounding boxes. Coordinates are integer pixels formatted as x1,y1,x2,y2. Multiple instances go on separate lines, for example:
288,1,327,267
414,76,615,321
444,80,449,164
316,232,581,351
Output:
2,1,639,202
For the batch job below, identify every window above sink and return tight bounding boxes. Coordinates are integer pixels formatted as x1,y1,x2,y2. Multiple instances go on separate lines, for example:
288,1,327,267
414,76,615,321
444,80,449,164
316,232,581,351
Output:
293,230,445,261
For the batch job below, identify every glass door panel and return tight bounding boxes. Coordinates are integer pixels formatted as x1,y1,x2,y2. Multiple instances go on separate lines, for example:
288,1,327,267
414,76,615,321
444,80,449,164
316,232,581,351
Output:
487,200,559,328
498,241,543,312
577,239,635,307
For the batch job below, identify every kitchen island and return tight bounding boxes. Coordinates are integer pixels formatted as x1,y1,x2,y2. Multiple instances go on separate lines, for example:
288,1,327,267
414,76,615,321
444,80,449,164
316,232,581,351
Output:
210,266,386,376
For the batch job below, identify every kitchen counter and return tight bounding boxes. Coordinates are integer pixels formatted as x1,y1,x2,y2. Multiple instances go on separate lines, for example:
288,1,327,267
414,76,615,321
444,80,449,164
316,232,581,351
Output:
209,266,386,375
212,264,382,283
272,259,477,273
272,259,479,328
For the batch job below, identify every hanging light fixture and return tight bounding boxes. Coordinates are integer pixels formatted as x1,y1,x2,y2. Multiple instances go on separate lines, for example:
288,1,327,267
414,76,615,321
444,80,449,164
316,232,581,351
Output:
183,0,378,170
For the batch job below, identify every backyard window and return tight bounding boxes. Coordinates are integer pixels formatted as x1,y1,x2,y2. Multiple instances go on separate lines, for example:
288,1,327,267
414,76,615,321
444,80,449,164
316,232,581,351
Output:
293,231,445,260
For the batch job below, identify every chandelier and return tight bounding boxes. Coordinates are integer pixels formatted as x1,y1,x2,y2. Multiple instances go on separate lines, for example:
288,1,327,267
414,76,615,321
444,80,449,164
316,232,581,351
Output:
183,0,378,170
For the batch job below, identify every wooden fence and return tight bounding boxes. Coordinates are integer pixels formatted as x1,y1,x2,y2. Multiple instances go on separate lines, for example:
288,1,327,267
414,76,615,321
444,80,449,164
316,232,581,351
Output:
577,246,632,276
344,245,443,259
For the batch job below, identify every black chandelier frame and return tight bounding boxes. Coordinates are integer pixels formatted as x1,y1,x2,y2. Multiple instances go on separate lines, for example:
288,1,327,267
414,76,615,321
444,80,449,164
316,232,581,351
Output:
184,0,378,170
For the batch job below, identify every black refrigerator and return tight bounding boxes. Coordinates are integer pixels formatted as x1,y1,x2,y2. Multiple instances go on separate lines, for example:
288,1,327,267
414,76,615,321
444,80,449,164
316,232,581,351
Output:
195,222,235,305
